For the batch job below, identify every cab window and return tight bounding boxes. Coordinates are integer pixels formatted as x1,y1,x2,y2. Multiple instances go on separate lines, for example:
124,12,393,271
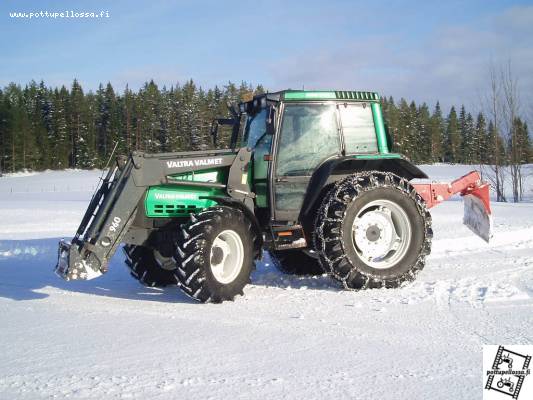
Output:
276,104,340,176
243,109,267,148
339,103,377,153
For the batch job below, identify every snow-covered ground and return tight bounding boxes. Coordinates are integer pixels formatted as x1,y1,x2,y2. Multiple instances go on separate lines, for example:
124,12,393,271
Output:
0,166,532,399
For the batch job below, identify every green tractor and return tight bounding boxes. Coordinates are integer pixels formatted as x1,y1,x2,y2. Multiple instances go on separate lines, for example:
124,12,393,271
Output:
56,90,492,302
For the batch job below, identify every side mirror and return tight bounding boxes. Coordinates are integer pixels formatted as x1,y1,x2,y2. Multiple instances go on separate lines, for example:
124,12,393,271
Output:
227,101,240,118
266,106,276,135
211,118,237,147
210,120,219,146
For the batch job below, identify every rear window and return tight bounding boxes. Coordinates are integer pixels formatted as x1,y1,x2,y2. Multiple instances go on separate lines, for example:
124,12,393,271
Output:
339,103,377,153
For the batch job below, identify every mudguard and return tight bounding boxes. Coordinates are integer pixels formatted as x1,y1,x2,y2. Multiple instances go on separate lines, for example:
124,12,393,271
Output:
299,155,428,225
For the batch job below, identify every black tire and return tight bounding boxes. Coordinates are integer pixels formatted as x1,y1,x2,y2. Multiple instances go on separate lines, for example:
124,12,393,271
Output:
123,244,178,287
314,171,432,290
269,250,325,275
174,206,256,303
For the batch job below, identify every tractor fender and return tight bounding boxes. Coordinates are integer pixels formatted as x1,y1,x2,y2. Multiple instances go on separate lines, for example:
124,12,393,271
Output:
299,156,428,226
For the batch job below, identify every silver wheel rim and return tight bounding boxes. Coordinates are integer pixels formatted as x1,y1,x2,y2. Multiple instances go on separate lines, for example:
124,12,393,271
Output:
210,230,244,284
351,199,412,270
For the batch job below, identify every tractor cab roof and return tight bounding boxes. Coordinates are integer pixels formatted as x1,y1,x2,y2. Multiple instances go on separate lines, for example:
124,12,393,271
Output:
239,89,381,113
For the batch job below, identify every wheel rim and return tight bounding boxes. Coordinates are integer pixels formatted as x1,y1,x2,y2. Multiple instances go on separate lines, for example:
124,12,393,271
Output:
351,199,412,270
210,229,244,284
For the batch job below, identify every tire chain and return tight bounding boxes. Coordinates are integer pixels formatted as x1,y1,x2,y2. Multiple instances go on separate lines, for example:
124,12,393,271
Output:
313,171,433,290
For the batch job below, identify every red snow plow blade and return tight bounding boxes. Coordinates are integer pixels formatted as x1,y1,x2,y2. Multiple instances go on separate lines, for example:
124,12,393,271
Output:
412,171,492,242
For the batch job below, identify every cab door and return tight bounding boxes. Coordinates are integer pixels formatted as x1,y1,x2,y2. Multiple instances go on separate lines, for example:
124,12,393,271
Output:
242,108,272,208
272,102,342,221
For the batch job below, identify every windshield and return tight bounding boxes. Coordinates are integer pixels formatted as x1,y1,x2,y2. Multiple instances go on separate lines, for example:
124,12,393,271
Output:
243,109,268,148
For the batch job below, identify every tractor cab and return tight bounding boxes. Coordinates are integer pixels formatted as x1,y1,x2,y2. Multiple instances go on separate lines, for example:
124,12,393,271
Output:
225,91,401,222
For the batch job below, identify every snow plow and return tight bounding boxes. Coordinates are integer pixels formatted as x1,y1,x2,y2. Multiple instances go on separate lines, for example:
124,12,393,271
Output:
412,171,492,242
56,90,492,302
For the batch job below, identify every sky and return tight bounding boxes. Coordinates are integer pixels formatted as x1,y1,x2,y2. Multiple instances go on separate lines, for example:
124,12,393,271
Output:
1,0,532,112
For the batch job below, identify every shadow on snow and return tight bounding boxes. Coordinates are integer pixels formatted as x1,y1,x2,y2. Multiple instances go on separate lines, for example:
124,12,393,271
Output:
0,238,340,303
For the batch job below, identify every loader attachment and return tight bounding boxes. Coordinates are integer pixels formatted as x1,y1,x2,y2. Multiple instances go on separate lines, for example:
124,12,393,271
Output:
412,171,493,242
54,160,126,281
54,155,146,281
56,239,103,280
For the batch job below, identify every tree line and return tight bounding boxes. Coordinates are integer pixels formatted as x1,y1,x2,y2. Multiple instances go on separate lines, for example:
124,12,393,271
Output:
0,78,531,175
382,97,531,165
0,79,265,172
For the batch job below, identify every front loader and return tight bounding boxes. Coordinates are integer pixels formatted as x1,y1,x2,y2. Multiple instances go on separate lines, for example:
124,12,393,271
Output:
56,90,492,302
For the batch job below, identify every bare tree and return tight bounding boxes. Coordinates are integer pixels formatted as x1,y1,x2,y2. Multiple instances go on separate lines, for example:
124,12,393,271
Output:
481,61,507,202
501,60,524,202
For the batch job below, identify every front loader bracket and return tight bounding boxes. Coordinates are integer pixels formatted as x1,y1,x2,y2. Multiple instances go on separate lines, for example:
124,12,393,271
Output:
55,240,102,280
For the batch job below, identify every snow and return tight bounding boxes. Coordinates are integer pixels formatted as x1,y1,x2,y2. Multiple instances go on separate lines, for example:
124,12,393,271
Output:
1,166,532,399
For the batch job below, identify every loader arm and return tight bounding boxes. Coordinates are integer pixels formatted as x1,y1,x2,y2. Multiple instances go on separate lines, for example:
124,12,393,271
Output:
56,150,238,280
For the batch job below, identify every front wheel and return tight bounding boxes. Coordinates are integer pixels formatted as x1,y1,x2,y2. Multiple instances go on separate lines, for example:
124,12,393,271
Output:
174,206,256,303
314,171,432,289
123,244,177,287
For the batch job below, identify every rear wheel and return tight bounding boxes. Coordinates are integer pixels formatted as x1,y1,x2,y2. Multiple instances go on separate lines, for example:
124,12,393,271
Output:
123,244,177,287
269,250,324,275
174,206,256,303
314,171,432,289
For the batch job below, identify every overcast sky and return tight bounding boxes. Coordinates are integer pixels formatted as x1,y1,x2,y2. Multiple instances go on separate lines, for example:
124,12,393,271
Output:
1,0,532,111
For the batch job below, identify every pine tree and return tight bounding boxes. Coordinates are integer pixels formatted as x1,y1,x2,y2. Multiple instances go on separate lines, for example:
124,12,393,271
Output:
510,118,531,166
7,83,38,170
458,105,468,163
138,80,163,152
24,81,50,169
474,113,488,164
238,81,253,100
121,85,135,152
395,98,411,156
254,84,266,95
69,79,95,168
169,83,184,151
182,80,203,150
445,106,461,163
38,81,54,168
0,88,14,172
416,103,431,163
428,102,445,162
487,121,507,165
52,86,70,169
522,122,532,163
463,112,475,163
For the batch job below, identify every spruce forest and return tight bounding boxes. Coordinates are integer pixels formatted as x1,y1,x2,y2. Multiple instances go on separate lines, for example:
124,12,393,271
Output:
0,79,531,173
